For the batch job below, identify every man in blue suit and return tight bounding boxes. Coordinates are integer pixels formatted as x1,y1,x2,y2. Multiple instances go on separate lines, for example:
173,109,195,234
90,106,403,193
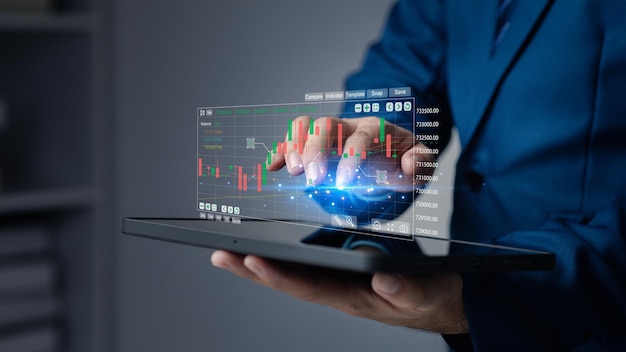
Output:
212,0,626,350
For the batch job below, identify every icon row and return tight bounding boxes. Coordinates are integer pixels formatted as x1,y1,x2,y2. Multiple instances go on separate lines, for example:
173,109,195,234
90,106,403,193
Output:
329,214,412,235
199,202,240,215
371,218,411,236
354,101,412,114
199,212,241,224
331,214,357,228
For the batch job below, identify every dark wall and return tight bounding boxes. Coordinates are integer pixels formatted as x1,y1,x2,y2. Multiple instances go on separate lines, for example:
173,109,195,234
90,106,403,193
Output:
114,1,448,351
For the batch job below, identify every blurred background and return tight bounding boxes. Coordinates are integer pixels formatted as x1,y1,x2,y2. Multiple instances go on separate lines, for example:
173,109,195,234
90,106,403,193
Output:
0,0,458,351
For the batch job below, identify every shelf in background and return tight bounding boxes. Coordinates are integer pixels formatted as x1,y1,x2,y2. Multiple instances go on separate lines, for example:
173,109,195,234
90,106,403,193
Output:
0,13,93,32
0,187,94,216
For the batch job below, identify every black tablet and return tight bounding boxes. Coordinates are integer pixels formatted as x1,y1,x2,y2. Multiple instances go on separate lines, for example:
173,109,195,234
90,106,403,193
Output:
123,93,555,274
122,217,555,274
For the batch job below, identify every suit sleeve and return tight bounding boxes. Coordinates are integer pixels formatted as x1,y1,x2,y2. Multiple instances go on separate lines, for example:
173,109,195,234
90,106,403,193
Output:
347,1,626,351
460,194,626,351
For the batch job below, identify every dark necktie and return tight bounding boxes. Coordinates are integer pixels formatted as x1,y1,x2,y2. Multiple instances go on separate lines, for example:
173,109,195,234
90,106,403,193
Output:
492,0,514,54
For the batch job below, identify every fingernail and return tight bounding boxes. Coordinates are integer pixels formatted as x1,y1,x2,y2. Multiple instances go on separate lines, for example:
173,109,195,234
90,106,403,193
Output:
335,166,350,188
288,152,302,172
211,252,230,270
213,261,230,270
305,162,321,185
247,262,265,277
375,274,401,294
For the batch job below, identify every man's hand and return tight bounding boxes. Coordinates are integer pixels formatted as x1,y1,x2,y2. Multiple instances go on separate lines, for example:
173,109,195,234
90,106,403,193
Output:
220,116,466,333
266,116,436,191
211,250,469,335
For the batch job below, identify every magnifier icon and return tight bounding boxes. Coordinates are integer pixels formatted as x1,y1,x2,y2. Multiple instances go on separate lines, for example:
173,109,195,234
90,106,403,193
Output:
345,216,356,228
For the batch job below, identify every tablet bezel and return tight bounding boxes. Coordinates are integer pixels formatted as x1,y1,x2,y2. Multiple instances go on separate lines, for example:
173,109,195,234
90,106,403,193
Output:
121,217,555,274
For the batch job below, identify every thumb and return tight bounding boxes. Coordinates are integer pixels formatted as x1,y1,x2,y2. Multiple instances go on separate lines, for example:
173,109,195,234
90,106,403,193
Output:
371,272,462,312
371,272,468,334
372,273,434,310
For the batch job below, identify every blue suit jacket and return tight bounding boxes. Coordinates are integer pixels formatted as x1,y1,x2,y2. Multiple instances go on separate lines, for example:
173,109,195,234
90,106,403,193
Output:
345,0,626,350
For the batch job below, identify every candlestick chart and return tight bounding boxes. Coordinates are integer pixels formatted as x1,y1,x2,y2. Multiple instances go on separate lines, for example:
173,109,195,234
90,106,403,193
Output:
197,95,442,238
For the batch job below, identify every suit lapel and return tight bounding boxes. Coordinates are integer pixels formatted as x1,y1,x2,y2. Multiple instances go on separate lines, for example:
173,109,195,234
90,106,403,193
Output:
458,0,553,147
